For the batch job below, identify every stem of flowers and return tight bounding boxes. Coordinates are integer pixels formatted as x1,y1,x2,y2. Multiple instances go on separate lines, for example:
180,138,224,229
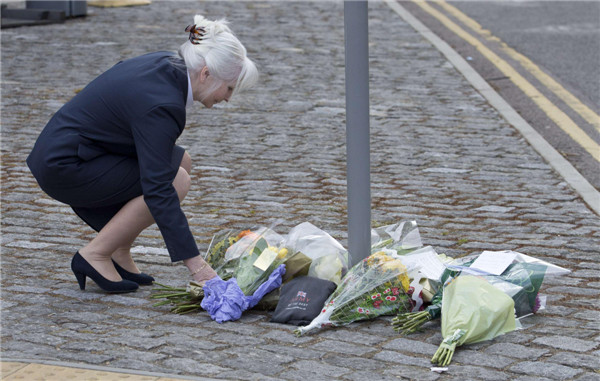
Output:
151,282,204,314
172,304,202,314
152,282,187,293
150,292,192,299
431,343,455,366
392,310,431,335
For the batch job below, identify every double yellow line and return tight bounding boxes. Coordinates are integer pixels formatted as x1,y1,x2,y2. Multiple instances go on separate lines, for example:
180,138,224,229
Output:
408,0,600,162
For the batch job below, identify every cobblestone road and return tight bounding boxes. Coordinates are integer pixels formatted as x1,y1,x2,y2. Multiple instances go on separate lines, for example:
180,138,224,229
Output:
1,1,599,380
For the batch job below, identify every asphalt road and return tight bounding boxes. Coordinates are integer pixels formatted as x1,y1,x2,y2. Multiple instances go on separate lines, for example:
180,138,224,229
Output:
401,0,600,191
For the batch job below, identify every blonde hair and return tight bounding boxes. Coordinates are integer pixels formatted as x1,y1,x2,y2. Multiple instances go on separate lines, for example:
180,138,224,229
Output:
178,15,258,97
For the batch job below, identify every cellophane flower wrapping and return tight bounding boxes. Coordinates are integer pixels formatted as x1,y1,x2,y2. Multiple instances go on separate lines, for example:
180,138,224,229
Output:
431,275,517,366
371,220,423,255
284,222,349,285
294,251,414,336
446,251,570,317
203,229,247,280
393,250,570,335
153,228,285,313
228,227,290,295
370,221,431,312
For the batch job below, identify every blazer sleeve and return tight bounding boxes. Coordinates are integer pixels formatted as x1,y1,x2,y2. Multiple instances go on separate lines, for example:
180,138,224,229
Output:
131,104,198,262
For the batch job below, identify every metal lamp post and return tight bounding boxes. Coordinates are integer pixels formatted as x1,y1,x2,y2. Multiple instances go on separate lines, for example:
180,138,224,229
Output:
344,1,371,266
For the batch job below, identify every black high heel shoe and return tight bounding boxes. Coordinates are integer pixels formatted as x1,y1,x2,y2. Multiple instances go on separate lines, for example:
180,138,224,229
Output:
112,260,155,285
71,252,139,293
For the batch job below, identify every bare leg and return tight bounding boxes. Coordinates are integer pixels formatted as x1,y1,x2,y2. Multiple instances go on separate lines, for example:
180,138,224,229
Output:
79,164,192,281
111,152,194,274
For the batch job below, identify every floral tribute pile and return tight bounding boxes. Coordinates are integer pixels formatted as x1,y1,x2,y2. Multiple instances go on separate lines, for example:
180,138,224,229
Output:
152,222,348,314
152,220,570,369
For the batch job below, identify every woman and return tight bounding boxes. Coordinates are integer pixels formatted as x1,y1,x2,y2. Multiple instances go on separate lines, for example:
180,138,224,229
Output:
27,15,258,293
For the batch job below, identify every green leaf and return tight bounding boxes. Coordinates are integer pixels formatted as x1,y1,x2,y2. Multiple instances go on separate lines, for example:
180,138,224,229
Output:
252,238,268,256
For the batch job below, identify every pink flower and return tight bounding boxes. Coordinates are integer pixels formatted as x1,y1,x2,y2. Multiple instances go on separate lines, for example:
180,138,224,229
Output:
384,288,391,294
391,287,399,295
322,309,326,313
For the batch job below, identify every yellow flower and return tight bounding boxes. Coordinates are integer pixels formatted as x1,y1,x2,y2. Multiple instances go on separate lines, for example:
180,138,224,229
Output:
377,258,410,291
380,258,406,273
367,251,392,267
277,248,288,259
397,273,410,292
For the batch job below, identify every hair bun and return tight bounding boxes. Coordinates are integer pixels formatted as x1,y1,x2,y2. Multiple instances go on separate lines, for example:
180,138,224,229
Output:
193,14,231,38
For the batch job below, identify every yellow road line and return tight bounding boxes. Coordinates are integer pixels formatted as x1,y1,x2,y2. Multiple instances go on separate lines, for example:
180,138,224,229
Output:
1,361,189,381
436,0,600,131
409,0,600,162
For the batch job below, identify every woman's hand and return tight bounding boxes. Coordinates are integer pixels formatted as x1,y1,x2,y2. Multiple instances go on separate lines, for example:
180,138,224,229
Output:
183,255,218,285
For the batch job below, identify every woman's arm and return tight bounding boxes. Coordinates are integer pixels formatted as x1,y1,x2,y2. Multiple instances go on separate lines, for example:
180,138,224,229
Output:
131,104,200,262
184,255,218,284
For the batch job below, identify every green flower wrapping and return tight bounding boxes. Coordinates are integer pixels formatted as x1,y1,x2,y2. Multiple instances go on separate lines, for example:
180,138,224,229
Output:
431,275,516,366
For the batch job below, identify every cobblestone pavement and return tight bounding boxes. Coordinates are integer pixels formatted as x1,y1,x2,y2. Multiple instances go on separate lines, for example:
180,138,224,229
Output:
1,1,599,380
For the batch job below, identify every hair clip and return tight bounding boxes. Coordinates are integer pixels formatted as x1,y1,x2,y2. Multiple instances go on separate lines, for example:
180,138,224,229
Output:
185,24,206,45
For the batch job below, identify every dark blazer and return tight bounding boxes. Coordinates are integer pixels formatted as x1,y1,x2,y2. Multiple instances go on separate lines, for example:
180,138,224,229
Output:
27,52,198,262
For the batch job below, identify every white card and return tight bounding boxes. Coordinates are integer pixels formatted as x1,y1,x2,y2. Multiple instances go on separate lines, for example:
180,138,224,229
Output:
469,250,517,275
398,247,446,280
253,248,278,271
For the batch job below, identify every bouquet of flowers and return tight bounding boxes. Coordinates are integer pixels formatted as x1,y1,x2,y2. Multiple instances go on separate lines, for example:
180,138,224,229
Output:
294,251,414,336
392,250,570,335
431,275,518,366
204,229,256,280
284,222,349,285
233,231,290,295
152,226,290,313
252,222,349,311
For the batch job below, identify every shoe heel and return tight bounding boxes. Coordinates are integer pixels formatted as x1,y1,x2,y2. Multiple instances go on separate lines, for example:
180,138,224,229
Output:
74,271,86,290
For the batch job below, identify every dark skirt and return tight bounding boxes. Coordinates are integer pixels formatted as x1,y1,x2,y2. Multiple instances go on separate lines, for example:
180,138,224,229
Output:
42,145,185,232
